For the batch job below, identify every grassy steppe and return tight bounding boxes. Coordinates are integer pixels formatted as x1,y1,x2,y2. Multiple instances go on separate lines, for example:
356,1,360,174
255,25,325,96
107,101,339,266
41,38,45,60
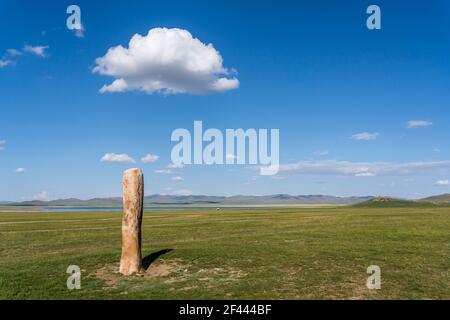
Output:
0,207,449,299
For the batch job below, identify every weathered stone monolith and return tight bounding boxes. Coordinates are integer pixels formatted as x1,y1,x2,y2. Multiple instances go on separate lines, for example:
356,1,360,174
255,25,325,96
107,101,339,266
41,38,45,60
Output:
119,168,144,275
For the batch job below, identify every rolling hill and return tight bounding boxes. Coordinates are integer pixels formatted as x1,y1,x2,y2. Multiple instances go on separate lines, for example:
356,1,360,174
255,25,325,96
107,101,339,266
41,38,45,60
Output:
420,194,450,204
353,197,437,208
4,194,372,207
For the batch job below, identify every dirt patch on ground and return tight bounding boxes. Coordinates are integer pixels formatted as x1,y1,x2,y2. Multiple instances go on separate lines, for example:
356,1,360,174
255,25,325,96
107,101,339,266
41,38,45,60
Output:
145,258,187,278
93,264,121,289
92,259,185,287
146,263,172,277
92,259,247,292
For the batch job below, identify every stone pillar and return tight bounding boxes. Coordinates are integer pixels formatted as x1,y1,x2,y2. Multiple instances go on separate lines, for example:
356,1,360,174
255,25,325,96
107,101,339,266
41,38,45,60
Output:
119,168,144,275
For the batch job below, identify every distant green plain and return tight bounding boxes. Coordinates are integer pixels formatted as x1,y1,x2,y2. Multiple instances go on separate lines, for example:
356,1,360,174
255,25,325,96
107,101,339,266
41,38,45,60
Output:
0,206,449,299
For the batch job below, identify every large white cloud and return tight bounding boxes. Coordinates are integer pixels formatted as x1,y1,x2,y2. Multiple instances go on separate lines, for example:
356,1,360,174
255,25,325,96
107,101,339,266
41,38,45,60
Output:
93,27,239,94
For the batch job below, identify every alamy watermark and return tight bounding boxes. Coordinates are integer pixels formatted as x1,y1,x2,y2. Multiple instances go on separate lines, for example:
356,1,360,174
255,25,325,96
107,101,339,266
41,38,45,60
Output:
366,265,381,290
366,5,381,30
66,5,84,37
171,121,279,175
66,5,82,30
66,265,81,290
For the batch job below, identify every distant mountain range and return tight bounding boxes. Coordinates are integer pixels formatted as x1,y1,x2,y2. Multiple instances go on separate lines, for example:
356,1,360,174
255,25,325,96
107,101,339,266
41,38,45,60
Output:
2,194,374,207
2,193,449,207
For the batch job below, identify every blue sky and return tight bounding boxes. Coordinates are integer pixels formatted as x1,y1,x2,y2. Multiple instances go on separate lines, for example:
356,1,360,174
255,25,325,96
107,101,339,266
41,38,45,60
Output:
1,0,450,201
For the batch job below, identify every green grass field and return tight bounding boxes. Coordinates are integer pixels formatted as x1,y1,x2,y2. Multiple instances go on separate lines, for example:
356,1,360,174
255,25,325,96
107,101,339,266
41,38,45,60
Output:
0,207,449,299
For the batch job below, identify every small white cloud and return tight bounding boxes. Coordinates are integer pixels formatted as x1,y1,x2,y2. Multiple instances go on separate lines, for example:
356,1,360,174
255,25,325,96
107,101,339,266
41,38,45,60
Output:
100,153,135,163
0,140,6,151
171,189,192,196
6,49,22,57
15,167,27,173
407,120,433,129
167,163,184,169
355,172,375,177
433,180,449,186
24,45,49,57
313,149,329,156
34,191,50,201
93,27,239,95
433,148,441,153
351,132,379,141
0,60,13,68
155,169,172,174
141,154,159,163
24,191,50,202
172,176,184,181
